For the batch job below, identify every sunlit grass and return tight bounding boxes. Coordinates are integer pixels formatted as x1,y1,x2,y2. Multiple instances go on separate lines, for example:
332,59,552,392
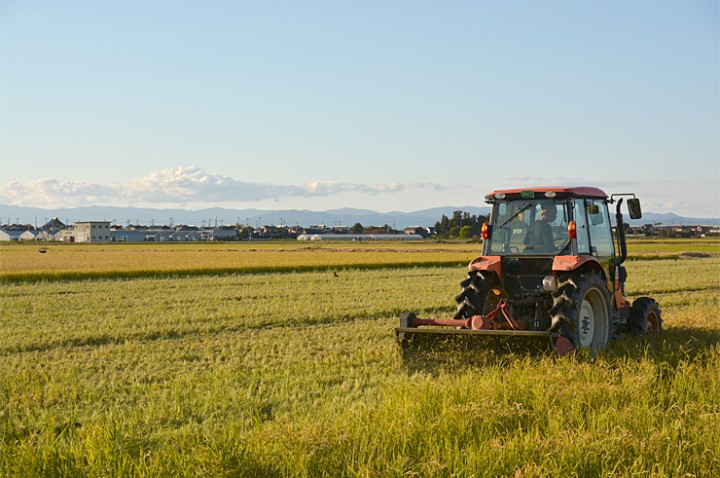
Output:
0,242,477,281
627,237,720,255
1,243,718,476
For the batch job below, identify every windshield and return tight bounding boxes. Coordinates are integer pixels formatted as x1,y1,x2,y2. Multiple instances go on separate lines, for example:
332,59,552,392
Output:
487,199,570,255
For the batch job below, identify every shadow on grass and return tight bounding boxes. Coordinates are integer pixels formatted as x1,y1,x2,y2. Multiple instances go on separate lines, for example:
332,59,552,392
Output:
397,333,556,375
607,325,720,367
398,326,720,375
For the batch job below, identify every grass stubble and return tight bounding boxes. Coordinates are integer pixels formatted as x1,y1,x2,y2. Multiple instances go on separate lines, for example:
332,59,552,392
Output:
0,242,718,477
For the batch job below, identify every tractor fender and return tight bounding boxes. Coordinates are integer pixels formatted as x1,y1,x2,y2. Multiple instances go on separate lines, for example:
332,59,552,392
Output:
467,255,502,277
552,256,607,281
468,255,608,282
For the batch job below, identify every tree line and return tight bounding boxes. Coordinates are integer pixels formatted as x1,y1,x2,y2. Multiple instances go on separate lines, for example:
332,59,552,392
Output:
434,210,488,239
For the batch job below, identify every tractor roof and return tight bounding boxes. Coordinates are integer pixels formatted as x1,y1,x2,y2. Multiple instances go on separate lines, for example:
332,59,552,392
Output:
484,186,608,201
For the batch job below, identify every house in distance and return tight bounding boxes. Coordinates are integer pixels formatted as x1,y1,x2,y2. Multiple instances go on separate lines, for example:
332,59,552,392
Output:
59,221,111,243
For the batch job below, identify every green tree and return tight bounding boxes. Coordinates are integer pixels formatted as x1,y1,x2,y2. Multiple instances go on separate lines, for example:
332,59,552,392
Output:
458,225,474,239
434,211,487,238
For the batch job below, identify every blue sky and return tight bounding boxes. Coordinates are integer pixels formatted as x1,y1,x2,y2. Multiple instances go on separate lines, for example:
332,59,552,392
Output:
1,0,718,216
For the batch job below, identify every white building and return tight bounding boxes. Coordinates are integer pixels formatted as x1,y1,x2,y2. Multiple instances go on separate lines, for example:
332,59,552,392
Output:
19,230,38,241
0,227,36,241
297,233,424,241
61,221,111,243
0,229,22,241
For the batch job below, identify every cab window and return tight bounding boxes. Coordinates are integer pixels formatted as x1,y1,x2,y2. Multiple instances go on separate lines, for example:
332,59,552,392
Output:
488,199,569,255
573,199,590,254
587,199,614,257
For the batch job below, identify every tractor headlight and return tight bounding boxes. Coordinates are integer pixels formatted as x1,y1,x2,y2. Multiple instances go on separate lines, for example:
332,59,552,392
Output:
542,275,557,291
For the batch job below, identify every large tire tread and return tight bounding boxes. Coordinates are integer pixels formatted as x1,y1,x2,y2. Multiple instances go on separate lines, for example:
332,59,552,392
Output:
549,269,611,353
629,297,662,335
453,270,499,320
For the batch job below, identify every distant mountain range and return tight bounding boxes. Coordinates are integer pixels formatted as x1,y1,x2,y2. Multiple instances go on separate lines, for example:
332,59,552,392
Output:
1,204,718,229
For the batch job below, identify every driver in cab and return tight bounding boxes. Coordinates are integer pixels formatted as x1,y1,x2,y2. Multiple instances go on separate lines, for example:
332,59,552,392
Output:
525,204,556,252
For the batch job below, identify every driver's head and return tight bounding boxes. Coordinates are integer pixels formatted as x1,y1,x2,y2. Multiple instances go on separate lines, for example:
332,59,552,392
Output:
542,205,557,221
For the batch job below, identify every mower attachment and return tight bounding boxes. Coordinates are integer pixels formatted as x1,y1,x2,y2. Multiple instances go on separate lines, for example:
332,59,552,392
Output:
395,310,576,357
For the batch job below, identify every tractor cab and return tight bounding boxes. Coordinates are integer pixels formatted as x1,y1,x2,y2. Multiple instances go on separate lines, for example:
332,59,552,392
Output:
483,189,617,263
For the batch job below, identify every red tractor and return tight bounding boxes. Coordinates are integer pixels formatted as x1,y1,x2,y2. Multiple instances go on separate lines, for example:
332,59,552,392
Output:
397,187,661,355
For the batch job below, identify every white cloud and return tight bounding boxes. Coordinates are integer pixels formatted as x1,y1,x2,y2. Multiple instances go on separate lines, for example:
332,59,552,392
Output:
123,166,307,203
2,167,716,217
0,178,124,208
0,166,448,209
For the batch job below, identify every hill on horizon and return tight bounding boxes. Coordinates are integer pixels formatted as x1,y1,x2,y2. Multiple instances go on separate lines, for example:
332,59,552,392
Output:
1,204,718,229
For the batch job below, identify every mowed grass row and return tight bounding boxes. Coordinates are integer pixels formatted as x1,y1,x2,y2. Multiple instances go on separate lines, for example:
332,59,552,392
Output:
1,253,719,476
0,267,459,355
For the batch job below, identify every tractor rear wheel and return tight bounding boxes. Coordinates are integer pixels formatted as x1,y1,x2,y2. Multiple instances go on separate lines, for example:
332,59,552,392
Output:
550,270,611,354
453,270,502,320
629,297,662,335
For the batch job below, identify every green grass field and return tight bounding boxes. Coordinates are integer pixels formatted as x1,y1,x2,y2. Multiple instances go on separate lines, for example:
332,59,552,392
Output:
1,240,719,477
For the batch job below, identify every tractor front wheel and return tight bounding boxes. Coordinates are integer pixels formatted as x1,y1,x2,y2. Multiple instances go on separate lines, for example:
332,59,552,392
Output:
629,297,662,335
550,270,611,354
453,270,502,320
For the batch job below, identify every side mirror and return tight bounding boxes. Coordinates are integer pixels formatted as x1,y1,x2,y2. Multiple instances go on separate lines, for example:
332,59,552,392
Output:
627,198,642,219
